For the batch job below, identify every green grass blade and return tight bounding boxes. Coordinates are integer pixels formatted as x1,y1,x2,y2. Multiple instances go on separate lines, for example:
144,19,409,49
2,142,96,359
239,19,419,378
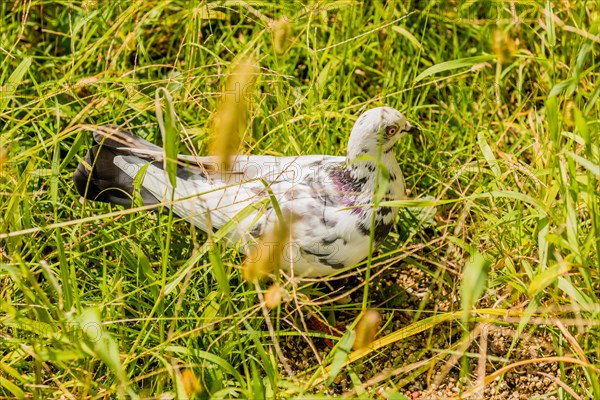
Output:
155,87,179,188
477,131,501,178
0,57,31,113
0,375,24,400
208,242,230,295
325,329,355,386
166,345,245,384
77,308,132,397
545,0,556,47
212,198,269,243
565,151,600,177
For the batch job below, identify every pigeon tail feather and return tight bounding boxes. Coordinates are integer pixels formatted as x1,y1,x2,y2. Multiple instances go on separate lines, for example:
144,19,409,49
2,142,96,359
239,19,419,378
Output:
73,127,162,207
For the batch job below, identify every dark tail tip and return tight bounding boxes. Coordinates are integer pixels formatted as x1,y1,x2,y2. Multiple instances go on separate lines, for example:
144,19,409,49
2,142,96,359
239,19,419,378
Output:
73,145,138,206
74,126,165,208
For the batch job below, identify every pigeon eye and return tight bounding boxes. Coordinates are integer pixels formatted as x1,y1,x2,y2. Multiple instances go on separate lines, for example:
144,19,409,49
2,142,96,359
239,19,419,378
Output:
386,126,398,136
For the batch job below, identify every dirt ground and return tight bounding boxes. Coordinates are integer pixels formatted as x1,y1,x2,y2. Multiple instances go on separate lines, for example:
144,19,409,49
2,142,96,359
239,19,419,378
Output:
280,264,570,399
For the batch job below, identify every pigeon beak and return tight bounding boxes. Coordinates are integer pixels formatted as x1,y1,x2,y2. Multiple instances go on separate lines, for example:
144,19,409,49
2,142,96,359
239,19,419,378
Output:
405,121,420,135
405,121,422,150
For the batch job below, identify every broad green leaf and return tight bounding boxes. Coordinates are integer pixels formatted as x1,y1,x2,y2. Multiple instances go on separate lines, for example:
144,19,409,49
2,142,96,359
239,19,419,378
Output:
558,277,595,312
528,263,570,296
549,77,577,98
572,106,590,143
317,59,339,91
208,242,230,295
1,316,56,338
71,10,98,38
78,308,126,384
517,299,540,337
326,329,356,386
559,158,579,252
196,8,227,20
250,360,265,399
575,32,595,77
392,25,423,50
461,252,490,322
348,369,366,396
127,239,157,298
414,55,494,83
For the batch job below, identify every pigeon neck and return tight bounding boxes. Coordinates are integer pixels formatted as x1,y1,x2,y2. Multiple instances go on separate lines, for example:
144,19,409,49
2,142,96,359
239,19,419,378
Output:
339,150,405,202
345,149,397,176
346,139,397,162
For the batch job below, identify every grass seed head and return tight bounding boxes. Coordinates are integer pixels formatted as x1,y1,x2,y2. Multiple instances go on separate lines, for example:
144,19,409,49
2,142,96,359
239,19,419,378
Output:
492,29,517,64
0,147,7,173
242,240,275,282
264,284,284,309
563,100,576,129
353,310,381,350
271,17,292,54
211,56,258,170
181,369,203,397
82,0,97,12
242,218,290,282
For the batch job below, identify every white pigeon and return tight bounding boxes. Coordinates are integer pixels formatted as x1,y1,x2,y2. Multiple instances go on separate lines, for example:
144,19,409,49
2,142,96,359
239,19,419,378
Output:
73,107,419,277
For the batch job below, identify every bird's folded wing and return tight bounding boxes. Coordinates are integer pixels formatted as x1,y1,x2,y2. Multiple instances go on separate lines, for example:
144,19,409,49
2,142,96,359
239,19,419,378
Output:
90,126,347,240
93,125,345,184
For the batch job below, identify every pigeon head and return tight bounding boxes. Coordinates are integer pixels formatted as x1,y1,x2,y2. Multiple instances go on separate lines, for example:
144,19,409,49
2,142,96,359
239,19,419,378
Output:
346,106,417,159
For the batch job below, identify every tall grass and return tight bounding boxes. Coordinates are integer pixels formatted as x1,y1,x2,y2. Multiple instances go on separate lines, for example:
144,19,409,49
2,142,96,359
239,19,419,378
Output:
1,1,598,399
